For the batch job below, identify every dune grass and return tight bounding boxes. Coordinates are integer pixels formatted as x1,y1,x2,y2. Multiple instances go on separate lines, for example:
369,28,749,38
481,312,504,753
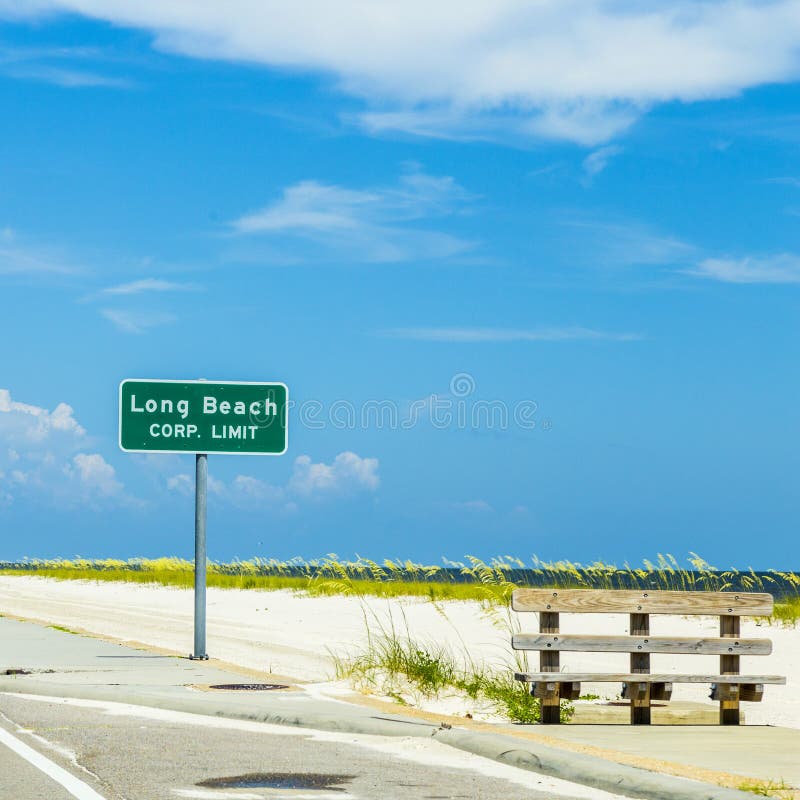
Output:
1,553,798,622
330,606,573,724
768,596,800,627
333,633,568,724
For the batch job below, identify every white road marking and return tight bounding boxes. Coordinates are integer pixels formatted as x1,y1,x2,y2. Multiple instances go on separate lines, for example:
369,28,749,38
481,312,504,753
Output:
0,724,108,800
4,693,632,799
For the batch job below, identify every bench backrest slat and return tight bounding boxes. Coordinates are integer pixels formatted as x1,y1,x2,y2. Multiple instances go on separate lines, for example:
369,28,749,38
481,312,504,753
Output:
511,634,772,655
511,589,773,616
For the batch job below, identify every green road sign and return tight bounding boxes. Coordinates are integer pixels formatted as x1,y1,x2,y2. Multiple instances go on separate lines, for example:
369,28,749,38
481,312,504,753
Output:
119,379,288,455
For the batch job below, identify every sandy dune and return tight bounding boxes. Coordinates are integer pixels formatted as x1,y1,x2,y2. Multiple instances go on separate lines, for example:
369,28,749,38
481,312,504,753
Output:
0,575,795,727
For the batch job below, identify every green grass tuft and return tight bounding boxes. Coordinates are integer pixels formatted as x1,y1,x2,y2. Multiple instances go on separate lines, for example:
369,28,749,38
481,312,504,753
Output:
48,624,78,635
331,602,572,725
736,778,795,798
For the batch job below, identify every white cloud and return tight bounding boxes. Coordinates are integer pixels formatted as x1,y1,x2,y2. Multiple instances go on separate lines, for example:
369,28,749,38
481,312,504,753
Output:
98,278,200,296
63,453,124,498
0,388,86,443
101,308,177,333
0,388,129,507
693,254,800,284
166,473,193,496
7,1,800,144
382,327,641,343
289,451,380,496
230,169,476,263
167,451,380,509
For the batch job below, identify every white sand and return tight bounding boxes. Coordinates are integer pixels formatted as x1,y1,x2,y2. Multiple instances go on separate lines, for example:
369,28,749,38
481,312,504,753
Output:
0,576,796,727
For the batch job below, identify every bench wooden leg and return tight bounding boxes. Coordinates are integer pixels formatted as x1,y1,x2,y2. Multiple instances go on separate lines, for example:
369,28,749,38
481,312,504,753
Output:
540,611,560,724
630,612,651,725
532,682,561,723
720,615,740,725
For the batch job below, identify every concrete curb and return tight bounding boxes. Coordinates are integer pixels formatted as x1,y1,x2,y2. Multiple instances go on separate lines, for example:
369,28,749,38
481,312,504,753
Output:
0,680,439,738
432,729,757,800
0,680,757,800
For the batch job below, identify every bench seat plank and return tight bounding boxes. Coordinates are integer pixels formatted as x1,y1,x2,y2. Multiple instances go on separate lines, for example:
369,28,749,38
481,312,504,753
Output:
512,634,772,655
514,672,786,684
512,589,773,616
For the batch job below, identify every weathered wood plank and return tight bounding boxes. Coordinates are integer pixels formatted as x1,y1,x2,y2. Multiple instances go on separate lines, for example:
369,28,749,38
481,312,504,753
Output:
512,589,773,616
514,672,786,684
511,634,772,655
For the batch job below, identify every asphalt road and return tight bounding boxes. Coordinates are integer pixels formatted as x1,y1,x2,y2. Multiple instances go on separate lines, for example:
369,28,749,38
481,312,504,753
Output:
0,693,600,800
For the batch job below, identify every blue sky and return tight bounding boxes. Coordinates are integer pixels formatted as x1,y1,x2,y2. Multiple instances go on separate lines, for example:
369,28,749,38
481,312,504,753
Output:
1,3,800,566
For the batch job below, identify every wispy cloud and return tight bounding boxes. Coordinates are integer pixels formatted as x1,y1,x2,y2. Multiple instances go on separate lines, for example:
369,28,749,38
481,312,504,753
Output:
0,44,134,89
230,168,478,263
5,65,134,88
96,278,201,296
561,215,800,286
101,309,177,334
382,327,642,343
527,162,565,180
692,254,800,284
764,176,800,189
0,229,81,276
451,499,494,513
357,103,641,147
7,1,800,144
562,218,694,268
582,145,622,183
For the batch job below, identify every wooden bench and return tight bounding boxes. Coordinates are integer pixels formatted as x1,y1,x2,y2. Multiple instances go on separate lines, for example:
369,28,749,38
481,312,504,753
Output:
511,589,786,725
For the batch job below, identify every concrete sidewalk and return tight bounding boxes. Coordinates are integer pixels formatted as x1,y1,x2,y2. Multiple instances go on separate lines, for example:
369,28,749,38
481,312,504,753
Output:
1,615,796,799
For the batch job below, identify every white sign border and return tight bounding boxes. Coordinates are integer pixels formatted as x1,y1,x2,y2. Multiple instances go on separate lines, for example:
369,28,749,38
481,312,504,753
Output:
118,378,289,456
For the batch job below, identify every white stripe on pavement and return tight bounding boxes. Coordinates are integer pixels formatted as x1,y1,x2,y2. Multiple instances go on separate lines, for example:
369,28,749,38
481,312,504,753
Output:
0,725,108,800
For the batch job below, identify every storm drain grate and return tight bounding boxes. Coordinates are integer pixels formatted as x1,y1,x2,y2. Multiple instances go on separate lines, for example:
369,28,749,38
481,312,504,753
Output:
207,683,288,691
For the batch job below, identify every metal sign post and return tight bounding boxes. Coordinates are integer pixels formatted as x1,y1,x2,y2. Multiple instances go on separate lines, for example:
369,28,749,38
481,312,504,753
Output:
118,379,288,660
192,453,208,660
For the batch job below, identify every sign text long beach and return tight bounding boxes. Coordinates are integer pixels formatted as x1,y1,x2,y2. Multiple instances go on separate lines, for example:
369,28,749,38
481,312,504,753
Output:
119,379,288,455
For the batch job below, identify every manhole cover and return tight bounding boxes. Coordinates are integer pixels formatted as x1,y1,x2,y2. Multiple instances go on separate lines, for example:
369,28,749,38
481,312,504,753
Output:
198,773,354,791
207,683,288,691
